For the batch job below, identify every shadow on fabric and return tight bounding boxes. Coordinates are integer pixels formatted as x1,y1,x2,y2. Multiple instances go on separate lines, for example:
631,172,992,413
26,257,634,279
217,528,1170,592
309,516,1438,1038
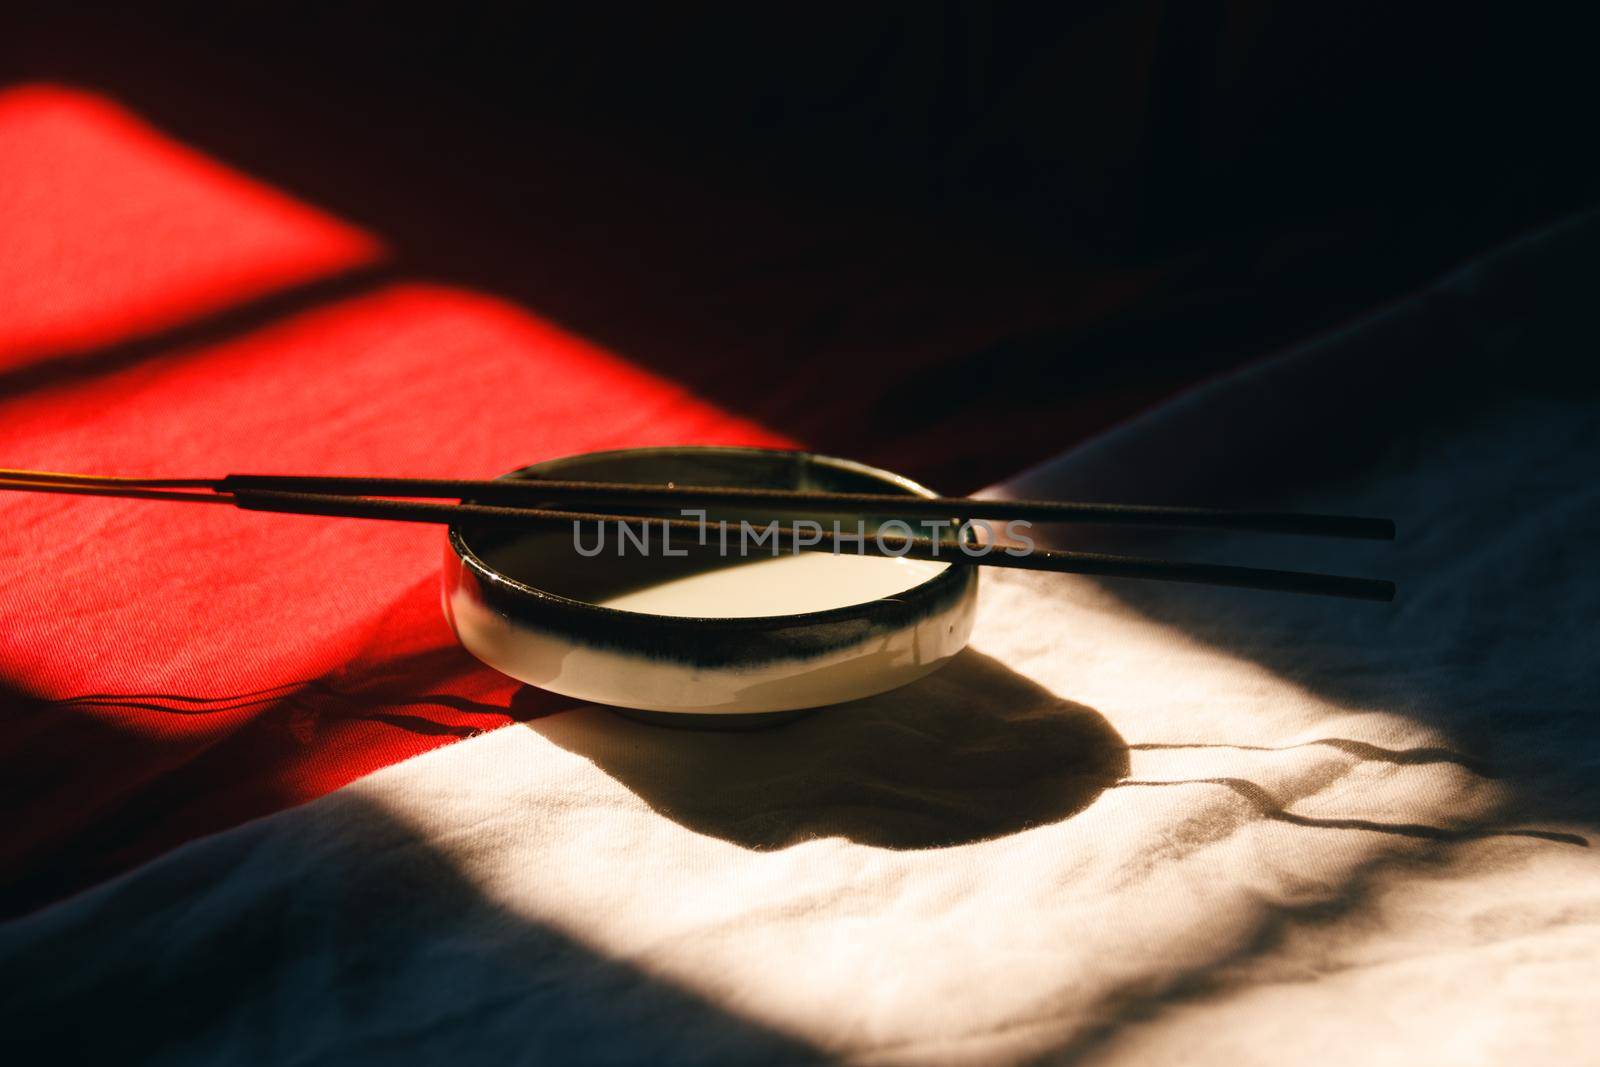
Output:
0,793,820,1064
525,649,1129,851
1013,215,1600,840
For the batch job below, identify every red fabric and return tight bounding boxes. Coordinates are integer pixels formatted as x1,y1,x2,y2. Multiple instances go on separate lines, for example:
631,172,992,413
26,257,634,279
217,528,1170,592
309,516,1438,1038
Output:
0,86,788,915
0,86,380,371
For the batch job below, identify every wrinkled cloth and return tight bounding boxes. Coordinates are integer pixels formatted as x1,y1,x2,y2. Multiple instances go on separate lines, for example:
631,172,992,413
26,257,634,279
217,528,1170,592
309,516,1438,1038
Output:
5,214,1600,1063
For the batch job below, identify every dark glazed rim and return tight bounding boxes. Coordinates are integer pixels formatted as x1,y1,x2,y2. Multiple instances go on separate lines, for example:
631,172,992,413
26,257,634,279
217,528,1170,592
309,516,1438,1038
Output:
447,445,973,631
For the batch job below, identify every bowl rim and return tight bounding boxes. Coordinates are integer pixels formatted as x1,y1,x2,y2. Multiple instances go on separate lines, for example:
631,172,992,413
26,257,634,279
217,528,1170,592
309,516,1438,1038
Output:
447,445,974,630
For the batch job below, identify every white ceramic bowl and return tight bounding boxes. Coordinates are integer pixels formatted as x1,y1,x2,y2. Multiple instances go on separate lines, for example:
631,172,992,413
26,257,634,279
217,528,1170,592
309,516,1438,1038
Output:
442,447,979,727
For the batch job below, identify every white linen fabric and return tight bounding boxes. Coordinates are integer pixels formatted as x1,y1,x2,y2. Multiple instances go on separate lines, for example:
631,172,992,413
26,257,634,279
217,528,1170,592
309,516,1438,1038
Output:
5,217,1599,1065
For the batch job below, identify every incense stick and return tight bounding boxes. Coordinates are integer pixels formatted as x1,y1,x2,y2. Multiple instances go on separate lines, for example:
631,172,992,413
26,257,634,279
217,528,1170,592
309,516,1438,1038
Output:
221,474,1397,540
0,468,1396,539
0,475,1396,601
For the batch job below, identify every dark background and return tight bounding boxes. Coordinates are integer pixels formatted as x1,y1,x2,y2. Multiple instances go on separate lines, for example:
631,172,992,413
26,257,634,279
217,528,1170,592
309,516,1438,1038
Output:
7,2,1598,489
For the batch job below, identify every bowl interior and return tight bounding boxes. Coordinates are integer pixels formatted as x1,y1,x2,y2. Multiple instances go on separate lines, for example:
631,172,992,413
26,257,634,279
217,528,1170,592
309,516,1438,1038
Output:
454,447,956,620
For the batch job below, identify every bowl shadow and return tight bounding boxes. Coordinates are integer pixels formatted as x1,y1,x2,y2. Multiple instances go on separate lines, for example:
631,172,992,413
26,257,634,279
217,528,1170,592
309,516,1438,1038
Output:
518,648,1128,851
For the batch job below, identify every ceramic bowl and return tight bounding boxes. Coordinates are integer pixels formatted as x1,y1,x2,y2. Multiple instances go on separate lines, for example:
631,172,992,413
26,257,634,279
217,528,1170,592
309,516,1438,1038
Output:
442,446,979,727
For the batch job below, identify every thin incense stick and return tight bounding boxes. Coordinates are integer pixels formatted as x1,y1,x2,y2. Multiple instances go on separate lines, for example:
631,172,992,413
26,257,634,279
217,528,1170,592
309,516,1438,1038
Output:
232,489,1394,601
0,477,1395,601
218,474,1397,540
0,468,1396,540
